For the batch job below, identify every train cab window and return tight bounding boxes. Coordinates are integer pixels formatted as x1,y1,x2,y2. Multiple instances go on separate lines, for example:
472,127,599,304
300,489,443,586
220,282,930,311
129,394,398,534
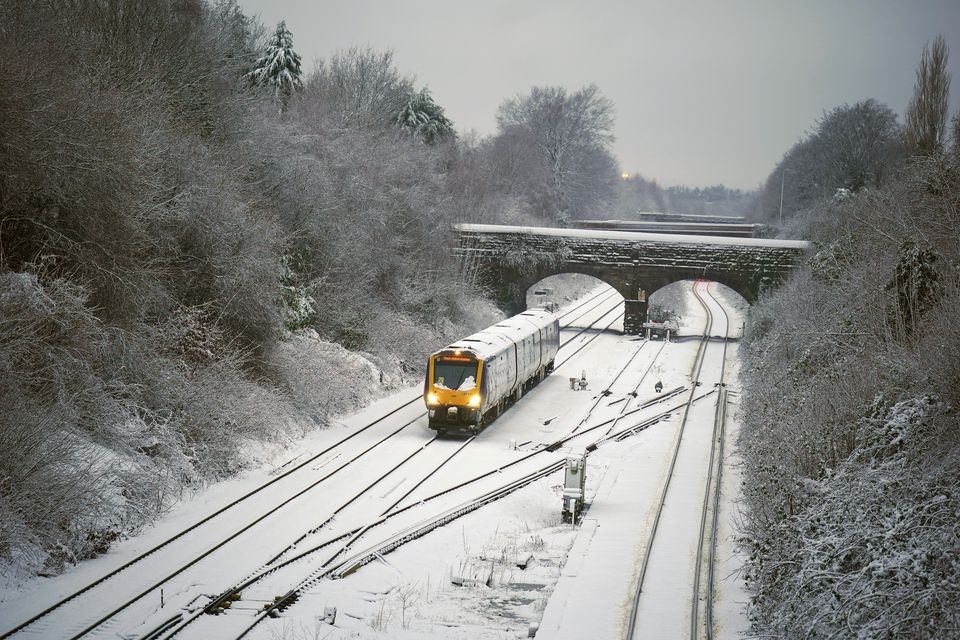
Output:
434,358,480,391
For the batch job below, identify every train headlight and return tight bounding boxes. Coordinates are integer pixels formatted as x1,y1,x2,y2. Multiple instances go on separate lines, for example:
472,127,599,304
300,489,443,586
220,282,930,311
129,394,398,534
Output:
468,393,481,408
427,392,439,406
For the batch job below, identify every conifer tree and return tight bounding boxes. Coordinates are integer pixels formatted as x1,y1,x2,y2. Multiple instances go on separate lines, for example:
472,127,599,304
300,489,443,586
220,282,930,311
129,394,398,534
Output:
905,36,950,156
396,87,454,144
247,21,303,113
886,241,944,338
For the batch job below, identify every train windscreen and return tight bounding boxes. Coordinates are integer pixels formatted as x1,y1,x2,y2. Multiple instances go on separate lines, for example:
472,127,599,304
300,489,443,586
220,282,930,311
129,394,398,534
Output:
433,358,479,391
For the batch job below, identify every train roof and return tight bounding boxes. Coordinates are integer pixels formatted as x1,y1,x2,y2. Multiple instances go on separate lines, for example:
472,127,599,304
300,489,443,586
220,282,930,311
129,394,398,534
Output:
440,307,556,360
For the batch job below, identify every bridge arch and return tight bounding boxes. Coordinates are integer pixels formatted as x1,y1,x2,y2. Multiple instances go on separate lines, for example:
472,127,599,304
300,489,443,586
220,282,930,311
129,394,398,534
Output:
495,263,637,314
524,273,620,309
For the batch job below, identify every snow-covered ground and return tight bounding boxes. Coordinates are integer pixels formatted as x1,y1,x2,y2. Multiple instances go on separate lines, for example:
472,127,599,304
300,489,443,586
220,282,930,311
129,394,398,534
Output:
0,283,751,640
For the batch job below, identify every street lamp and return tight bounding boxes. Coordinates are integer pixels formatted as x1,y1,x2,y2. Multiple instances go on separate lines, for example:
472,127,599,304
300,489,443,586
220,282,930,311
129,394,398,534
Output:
778,168,785,226
778,167,791,226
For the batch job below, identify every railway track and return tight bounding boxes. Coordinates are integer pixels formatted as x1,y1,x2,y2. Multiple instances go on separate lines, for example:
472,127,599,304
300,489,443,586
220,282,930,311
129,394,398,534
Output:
144,295,633,639
625,279,732,640
558,287,621,327
0,289,628,640
181,383,708,640
151,434,479,639
693,285,731,640
0,396,426,640
139,314,683,638
556,305,626,367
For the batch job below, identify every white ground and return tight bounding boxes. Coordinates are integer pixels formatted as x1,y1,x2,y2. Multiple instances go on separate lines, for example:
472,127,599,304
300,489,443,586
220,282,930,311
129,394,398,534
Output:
0,283,751,640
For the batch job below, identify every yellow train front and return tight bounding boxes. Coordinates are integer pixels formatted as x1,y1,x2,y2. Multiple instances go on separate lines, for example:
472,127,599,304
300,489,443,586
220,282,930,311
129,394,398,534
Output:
424,350,485,432
424,308,560,435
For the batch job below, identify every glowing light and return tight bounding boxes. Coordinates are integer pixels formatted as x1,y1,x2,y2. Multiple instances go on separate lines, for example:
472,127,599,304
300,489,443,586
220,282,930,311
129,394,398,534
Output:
427,392,439,406
621,172,630,180
468,394,481,408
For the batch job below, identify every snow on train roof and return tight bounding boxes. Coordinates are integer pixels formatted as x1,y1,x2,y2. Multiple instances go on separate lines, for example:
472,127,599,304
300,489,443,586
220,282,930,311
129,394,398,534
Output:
442,308,555,360
456,223,809,250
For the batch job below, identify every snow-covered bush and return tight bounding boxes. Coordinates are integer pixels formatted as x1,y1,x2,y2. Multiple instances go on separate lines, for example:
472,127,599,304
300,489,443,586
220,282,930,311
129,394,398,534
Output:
744,396,960,638
739,154,960,638
0,272,292,577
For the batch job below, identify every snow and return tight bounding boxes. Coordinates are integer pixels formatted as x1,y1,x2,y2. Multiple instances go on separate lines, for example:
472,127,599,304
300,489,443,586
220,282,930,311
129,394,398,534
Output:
711,341,750,639
536,435,681,639
446,307,556,361
432,376,476,391
0,284,751,640
456,222,810,250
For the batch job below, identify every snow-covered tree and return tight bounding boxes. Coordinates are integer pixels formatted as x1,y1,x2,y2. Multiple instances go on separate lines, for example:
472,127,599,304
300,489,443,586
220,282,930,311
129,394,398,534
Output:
247,20,303,113
396,87,454,144
495,84,618,224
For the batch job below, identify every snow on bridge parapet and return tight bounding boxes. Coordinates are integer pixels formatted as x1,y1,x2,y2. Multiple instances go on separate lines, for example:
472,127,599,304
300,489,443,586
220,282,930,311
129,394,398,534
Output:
455,223,808,251
453,224,809,329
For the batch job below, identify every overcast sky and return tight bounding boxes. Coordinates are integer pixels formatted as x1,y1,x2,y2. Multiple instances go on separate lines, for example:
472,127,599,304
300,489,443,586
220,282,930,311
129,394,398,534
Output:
239,0,960,191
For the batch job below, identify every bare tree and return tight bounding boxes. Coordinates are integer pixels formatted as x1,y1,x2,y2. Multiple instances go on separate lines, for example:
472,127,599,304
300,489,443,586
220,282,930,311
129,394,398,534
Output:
952,110,960,161
756,100,902,222
395,579,421,629
496,84,617,224
304,47,413,130
818,99,902,191
905,36,951,156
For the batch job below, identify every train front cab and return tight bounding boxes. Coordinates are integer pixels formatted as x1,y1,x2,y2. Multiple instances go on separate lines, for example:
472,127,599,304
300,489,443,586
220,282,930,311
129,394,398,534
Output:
424,351,485,434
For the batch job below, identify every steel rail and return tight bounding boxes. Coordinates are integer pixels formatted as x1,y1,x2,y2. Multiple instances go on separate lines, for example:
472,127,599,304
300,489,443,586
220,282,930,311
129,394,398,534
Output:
601,339,670,438
159,297,640,638
564,339,649,435
379,436,476,516
59,412,424,640
219,302,718,640
559,288,620,327
691,366,725,638
142,438,471,639
0,395,424,640
162,383,704,639
225,393,710,640
555,307,625,368
323,399,705,587
626,279,723,640
65,290,632,640
696,283,731,640
156,435,481,639
705,387,727,640
557,286,616,320
262,435,441,567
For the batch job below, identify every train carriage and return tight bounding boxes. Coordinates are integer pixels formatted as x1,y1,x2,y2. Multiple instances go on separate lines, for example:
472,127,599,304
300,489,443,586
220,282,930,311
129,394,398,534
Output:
424,308,560,434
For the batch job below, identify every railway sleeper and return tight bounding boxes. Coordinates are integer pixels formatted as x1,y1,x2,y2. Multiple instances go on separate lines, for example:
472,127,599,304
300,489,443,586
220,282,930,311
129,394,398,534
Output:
204,591,242,615
264,591,300,617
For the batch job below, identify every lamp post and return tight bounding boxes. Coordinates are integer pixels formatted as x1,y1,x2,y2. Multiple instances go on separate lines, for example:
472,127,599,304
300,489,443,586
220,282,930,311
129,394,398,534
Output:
778,168,785,226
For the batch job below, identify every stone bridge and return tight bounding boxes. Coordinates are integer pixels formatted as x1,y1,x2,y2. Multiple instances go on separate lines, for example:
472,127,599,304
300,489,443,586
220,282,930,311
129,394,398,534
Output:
454,223,809,334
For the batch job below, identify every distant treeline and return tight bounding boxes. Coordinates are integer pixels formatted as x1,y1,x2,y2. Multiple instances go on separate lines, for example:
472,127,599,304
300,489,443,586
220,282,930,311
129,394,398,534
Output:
615,176,754,218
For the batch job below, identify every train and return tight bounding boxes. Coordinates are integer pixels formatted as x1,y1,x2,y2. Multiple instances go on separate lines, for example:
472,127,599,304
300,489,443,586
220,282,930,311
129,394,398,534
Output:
423,308,560,434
